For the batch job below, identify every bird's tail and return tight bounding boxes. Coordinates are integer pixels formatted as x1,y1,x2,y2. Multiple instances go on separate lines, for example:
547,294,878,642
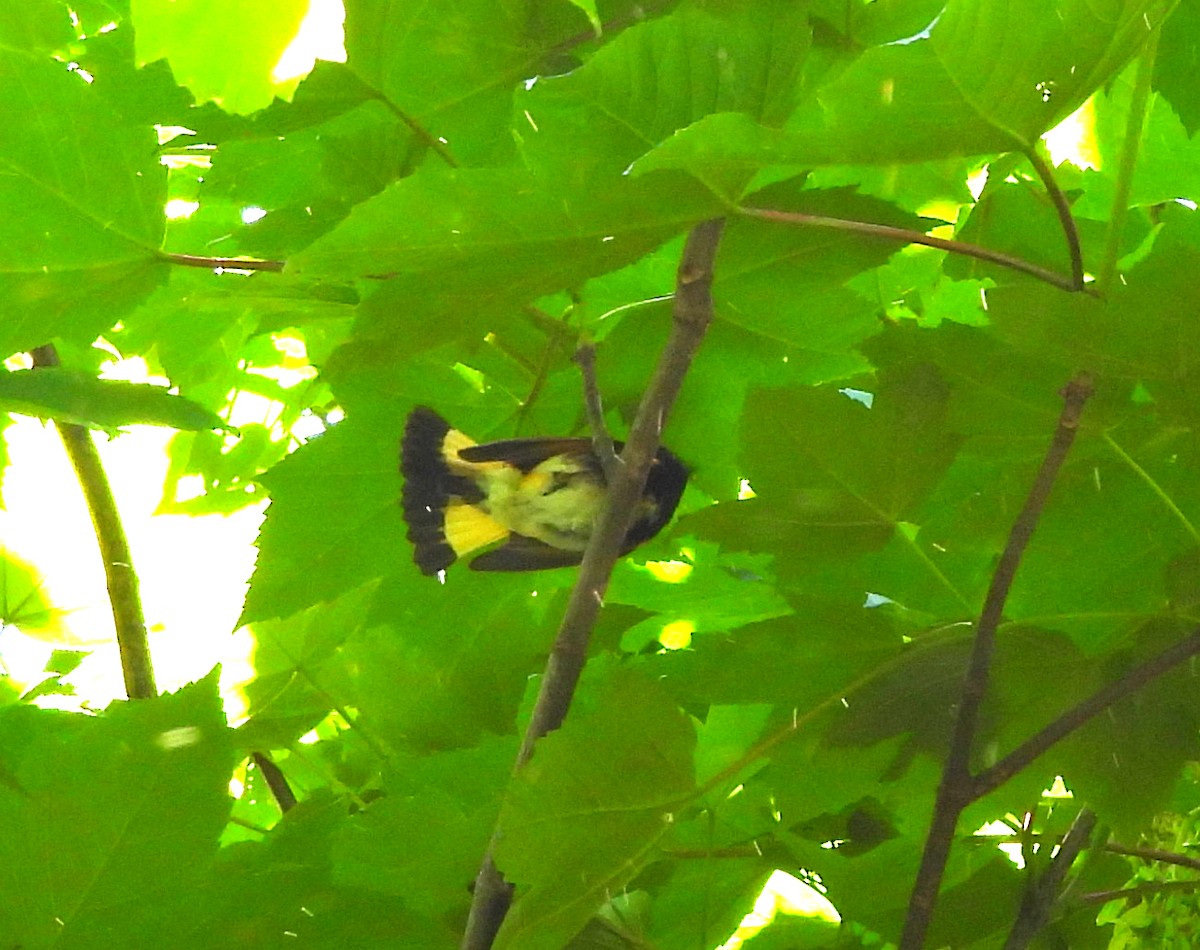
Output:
399,407,506,575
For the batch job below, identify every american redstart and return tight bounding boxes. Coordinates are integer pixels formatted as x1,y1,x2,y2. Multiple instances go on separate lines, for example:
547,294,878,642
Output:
400,406,688,574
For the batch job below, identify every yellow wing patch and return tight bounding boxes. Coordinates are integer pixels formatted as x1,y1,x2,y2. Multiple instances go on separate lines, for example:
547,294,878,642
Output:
444,501,509,557
443,427,506,477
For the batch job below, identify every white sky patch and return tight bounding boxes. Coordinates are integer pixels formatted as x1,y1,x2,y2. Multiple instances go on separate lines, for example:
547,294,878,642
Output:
0,417,262,715
273,0,347,82
165,199,199,220
1043,97,1099,170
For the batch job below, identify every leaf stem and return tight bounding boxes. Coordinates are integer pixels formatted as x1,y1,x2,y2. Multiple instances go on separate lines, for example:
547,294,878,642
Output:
384,105,460,168
901,373,1093,950
738,206,1087,293
1023,146,1085,290
251,751,297,812
30,345,156,700
461,219,726,950
1096,27,1160,294
160,252,286,273
1103,431,1200,544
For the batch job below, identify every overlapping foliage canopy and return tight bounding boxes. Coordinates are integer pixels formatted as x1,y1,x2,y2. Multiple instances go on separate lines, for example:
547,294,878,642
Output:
2,0,1200,947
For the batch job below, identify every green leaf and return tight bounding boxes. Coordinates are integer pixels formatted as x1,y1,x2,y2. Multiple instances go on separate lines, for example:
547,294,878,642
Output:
638,0,1171,177
333,738,515,917
0,549,67,641
608,541,792,651
1154,0,1200,135
0,0,76,52
193,794,452,948
347,576,558,752
522,1,811,198
131,0,310,115
494,667,696,950
0,673,234,947
716,185,934,369
240,417,406,624
0,368,225,432
239,586,374,748
0,49,165,357
342,0,590,165
930,0,1173,143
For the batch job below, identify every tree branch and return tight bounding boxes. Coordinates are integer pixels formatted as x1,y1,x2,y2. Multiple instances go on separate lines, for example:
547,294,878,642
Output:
461,219,725,950
900,373,1093,950
971,626,1200,798
1004,807,1097,949
30,345,157,700
738,206,1087,293
1106,841,1200,874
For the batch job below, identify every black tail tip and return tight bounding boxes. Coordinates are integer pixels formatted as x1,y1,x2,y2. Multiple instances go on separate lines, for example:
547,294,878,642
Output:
400,406,457,574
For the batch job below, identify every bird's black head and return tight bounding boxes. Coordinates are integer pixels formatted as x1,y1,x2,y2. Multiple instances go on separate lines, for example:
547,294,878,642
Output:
622,446,689,551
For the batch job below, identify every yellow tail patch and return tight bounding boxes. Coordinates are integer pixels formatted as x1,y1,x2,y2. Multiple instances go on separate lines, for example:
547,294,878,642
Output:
444,501,509,557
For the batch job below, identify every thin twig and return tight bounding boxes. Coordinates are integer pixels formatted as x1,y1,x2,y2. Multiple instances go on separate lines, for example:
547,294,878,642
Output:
901,373,1094,950
251,751,298,813
160,252,286,273
1022,146,1086,291
575,340,620,480
1106,842,1200,874
971,626,1200,798
1079,878,1200,907
29,345,156,700
738,206,1085,293
461,219,725,950
1004,808,1097,949
514,307,574,433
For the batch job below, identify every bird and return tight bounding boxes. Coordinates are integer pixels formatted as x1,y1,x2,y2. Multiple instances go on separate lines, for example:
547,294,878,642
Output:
400,405,688,574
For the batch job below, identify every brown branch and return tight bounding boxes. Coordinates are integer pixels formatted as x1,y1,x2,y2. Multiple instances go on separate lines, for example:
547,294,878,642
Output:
251,751,297,813
29,345,156,700
160,252,286,273
575,340,620,480
901,373,1093,950
461,219,725,950
972,835,1200,876
738,206,1088,293
971,626,1200,798
1022,147,1085,291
